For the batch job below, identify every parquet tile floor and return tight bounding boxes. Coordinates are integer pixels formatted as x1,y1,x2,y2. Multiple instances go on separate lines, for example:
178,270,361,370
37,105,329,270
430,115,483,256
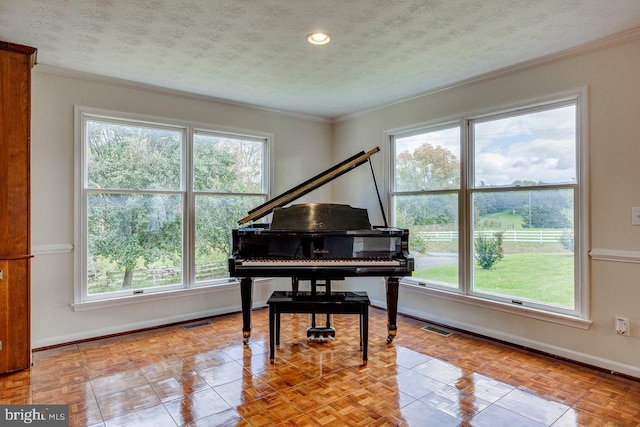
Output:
2,307,639,426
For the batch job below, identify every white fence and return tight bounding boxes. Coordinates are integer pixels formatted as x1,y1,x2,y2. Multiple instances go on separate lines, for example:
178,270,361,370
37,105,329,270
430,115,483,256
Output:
417,229,568,244
89,261,228,291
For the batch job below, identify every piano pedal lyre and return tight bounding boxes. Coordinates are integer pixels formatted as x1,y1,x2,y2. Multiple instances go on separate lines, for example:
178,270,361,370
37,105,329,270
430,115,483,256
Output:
307,312,335,342
307,327,336,342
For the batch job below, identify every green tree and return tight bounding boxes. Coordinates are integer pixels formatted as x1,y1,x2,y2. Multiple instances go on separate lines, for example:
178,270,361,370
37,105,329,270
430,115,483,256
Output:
193,136,264,261
519,190,572,229
87,121,182,289
89,194,182,288
396,144,459,192
87,122,265,290
395,144,459,228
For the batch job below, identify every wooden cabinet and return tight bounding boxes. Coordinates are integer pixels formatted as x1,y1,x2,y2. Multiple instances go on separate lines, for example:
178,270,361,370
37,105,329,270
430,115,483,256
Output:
0,41,36,373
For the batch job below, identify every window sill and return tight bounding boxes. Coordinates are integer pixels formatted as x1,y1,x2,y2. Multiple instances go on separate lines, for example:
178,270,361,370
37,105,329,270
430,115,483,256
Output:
400,280,592,330
72,278,272,312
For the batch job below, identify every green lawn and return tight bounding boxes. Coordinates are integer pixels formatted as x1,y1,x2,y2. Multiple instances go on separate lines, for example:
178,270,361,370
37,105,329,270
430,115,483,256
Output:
476,210,524,229
413,252,574,307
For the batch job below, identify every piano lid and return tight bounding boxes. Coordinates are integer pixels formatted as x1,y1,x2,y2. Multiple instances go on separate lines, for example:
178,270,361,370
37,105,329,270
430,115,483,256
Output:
238,147,380,225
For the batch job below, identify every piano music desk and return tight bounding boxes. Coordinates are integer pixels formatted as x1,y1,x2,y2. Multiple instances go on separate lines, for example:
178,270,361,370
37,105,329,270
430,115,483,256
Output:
266,291,370,365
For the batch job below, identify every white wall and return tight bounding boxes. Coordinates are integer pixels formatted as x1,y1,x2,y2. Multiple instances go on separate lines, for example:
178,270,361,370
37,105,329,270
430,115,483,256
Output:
30,70,333,348
334,38,640,377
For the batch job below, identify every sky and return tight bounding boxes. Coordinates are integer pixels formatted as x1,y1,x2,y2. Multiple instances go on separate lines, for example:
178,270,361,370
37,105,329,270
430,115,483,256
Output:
395,104,577,187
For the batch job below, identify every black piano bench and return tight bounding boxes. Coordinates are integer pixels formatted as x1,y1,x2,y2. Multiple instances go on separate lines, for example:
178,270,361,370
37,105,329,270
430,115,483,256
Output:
266,291,370,365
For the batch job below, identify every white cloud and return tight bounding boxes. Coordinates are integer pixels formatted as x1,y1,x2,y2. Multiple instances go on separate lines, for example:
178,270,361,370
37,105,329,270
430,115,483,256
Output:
395,104,577,186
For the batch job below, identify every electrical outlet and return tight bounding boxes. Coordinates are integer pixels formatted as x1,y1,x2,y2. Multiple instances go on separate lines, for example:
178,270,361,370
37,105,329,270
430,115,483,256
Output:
632,207,640,225
615,317,630,336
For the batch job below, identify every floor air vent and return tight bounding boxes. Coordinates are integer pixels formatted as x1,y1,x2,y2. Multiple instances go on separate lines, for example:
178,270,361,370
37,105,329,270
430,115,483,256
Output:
421,324,453,337
182,321,212,330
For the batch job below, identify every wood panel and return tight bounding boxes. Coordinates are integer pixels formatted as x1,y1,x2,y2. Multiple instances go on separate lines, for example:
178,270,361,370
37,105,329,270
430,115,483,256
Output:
0,41,36,373
0,259,30,371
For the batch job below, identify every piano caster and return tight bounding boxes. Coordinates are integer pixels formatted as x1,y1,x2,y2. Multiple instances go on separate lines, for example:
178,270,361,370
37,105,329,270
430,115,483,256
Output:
242,331,251,345
386,328,397,344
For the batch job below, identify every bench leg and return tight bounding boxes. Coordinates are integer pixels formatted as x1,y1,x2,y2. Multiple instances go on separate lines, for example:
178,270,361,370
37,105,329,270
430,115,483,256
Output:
276,311,281,346
362,305,368,365
359,313,363,351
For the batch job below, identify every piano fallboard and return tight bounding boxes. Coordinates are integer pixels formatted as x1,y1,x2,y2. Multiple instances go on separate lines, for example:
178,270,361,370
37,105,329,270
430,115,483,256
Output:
229,225,413,278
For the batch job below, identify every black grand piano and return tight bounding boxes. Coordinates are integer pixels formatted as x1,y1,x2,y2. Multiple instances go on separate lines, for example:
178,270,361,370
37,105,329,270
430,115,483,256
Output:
228,147,414,344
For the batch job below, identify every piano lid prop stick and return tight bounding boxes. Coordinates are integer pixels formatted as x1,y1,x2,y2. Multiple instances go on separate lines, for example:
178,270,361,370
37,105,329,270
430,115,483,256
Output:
238,147,381,225
368,157,388,228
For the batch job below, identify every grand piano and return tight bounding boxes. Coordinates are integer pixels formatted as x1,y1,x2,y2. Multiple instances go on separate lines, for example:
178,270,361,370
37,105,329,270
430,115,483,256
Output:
228,147,414,344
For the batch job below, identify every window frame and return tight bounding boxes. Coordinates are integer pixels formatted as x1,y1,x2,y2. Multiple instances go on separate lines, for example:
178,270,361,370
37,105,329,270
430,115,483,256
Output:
389,122,463,293
387,89,590,326
73,106,272,309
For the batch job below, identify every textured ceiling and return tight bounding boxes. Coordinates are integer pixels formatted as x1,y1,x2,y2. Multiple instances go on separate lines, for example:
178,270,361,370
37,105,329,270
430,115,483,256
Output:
2,0,640,119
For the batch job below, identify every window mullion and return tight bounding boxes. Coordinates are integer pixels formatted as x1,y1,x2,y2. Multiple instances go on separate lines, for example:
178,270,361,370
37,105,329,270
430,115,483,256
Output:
460,118,472,295
184,127,194,288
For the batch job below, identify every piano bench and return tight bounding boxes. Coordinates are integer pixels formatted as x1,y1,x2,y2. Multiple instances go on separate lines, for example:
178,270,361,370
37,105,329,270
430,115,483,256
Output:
266,291,370,365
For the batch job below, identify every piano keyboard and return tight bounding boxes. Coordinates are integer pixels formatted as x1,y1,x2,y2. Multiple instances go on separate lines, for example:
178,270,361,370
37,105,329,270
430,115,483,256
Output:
237,258,402,267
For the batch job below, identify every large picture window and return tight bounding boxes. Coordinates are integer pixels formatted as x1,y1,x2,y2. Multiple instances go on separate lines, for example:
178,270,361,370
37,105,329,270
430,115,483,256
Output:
391,94,587,319
76,109,269,303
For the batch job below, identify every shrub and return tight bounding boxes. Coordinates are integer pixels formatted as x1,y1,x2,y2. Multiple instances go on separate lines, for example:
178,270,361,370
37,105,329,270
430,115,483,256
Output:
474,231,504,269
560,229,574,252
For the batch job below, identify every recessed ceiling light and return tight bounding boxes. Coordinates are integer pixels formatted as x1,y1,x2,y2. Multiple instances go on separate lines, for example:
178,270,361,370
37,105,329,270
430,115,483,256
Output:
307,32,331,45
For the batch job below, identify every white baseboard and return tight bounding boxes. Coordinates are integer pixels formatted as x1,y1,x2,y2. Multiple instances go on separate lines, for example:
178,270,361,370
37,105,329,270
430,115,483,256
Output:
371,297,640,379
33,300,268,349
32,306,237,348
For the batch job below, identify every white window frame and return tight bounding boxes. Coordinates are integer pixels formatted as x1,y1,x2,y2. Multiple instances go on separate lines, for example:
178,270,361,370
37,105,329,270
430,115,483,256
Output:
73,106,272,310
387,89,590,327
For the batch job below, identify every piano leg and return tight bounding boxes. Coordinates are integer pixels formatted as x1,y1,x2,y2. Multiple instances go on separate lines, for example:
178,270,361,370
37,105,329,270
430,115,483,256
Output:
240,277,253,344
385,277,399,344
269,301,276,363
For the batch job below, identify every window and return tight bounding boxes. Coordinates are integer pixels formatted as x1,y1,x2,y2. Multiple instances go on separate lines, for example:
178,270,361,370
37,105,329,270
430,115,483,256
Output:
390,94,587,319
75,108,269,303
393,125,461,290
